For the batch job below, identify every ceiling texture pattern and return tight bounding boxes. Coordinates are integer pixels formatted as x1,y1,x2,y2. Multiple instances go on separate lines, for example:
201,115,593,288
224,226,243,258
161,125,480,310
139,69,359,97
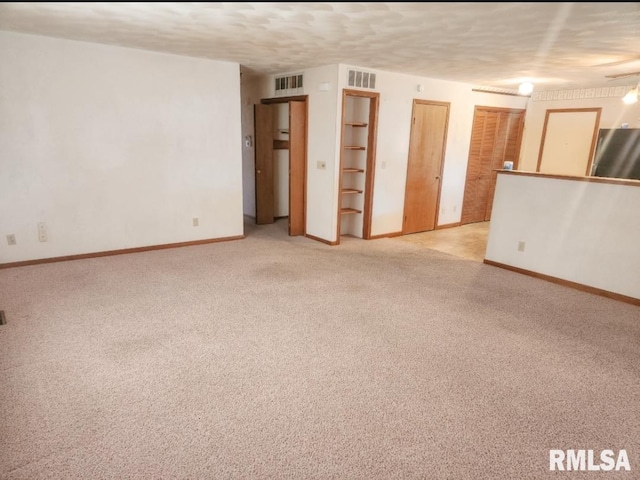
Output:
1,2,640,90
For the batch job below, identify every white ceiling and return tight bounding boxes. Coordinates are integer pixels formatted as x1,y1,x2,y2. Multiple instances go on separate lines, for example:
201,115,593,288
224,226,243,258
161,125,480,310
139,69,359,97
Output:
1,2,640,91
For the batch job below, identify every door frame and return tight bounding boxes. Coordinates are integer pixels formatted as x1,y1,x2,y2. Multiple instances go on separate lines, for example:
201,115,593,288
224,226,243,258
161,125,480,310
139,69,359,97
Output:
461,105,526,225
258,95,308,235
336,89,380,243
402,99,450,235
536,107,602,176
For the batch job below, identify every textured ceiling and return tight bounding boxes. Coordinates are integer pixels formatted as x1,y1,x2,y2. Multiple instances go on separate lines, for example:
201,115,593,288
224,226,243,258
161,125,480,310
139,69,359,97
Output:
1,2,640,91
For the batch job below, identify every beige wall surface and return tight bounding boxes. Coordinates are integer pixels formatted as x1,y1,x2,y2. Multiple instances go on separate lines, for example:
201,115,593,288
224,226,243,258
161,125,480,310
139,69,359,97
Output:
0,31,243,263
486,172,640,300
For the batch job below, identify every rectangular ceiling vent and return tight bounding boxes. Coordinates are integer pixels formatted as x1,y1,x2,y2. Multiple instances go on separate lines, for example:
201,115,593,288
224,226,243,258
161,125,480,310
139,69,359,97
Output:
275,73,304,96
347,69,376,90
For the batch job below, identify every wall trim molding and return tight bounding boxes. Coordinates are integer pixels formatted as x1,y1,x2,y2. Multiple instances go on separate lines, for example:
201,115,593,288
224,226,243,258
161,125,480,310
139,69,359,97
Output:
304,233,338,246
369,231,402,240
0,235,245,269
531,84,634,102
483,259,640,307
496,169,640,187
435,222,462,230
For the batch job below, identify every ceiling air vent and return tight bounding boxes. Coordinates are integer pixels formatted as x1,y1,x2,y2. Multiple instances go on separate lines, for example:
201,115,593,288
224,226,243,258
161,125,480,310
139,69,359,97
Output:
275,73,304,96
347,69,376,90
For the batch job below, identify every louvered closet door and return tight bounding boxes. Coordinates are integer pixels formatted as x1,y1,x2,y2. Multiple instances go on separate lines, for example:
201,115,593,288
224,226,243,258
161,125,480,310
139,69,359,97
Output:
461,107,524,224
484,111,524,218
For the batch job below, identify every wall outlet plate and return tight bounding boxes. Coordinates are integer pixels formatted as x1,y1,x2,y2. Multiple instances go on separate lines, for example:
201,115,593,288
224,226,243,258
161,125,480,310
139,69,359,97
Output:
37,222,47,242
6,234,16,245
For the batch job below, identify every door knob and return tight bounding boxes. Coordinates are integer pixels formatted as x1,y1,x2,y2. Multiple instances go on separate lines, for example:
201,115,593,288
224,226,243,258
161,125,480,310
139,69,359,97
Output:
257,169,262,174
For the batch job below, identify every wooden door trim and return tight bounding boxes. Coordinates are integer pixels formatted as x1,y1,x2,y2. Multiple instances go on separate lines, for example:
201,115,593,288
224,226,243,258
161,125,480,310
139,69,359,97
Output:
261,95,307,104
535,107,602,174
402,99,450,234
362,92,380,239
288,100,307,236
256,95,309,235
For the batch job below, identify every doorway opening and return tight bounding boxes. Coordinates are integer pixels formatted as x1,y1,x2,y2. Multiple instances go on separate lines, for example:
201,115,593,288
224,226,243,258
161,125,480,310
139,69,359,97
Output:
254,95,308,236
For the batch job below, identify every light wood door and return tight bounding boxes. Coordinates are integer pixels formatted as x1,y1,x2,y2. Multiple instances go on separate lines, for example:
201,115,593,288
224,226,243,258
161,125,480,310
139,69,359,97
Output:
402,100,450,234
254,104,274,225
288,101,306,236
461,107,525,224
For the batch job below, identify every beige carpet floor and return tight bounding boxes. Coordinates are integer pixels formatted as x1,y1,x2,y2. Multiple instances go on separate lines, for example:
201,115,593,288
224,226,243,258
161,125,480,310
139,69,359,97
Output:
1,219,638,479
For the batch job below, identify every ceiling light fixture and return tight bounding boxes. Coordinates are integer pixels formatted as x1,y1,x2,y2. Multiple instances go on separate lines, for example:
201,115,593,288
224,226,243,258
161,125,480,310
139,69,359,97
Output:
622,82,639,104
518,81,534,96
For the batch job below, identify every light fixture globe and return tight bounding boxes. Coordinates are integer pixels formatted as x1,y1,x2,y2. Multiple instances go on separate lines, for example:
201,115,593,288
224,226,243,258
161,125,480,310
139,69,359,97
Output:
518,81,534,95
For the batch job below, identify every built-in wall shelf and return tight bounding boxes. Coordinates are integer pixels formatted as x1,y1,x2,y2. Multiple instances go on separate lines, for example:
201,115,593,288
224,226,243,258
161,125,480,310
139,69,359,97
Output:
344,146,366,150
337,89,380,242
341,208,362,215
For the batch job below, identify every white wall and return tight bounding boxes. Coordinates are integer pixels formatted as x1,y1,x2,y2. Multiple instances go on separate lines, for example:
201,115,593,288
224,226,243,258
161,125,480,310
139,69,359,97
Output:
337,65,529,235
520,94,640,172
273,103,289,217
486,172,640,300
254,64,530,242
240,72,260,218
0,32,243,263
255,65,341,242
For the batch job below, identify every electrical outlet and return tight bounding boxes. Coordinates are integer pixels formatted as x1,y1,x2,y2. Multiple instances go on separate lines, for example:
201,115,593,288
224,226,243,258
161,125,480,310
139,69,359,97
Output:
38,222,47,242
317,161,326,170
193,218,199,227
6,234,16,245
518,241,526,252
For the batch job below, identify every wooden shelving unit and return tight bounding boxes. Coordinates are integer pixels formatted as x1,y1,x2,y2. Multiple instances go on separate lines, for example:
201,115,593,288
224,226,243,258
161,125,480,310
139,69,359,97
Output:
340,207,362,215
337,90,379,242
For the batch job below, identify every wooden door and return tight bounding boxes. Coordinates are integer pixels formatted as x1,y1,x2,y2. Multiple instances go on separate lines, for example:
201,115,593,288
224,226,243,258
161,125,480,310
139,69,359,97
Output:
402,100,450,234
461,107,525,224
254,104,274,224
288,101,306,236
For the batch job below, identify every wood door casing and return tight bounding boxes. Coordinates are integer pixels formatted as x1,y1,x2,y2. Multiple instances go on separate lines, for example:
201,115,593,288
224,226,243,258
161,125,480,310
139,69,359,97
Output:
255,95,308,235
336,89,380,242
402,100,450,234
461,107,525,224
288,101,306,236
254,104,274,225
536,108,602,176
